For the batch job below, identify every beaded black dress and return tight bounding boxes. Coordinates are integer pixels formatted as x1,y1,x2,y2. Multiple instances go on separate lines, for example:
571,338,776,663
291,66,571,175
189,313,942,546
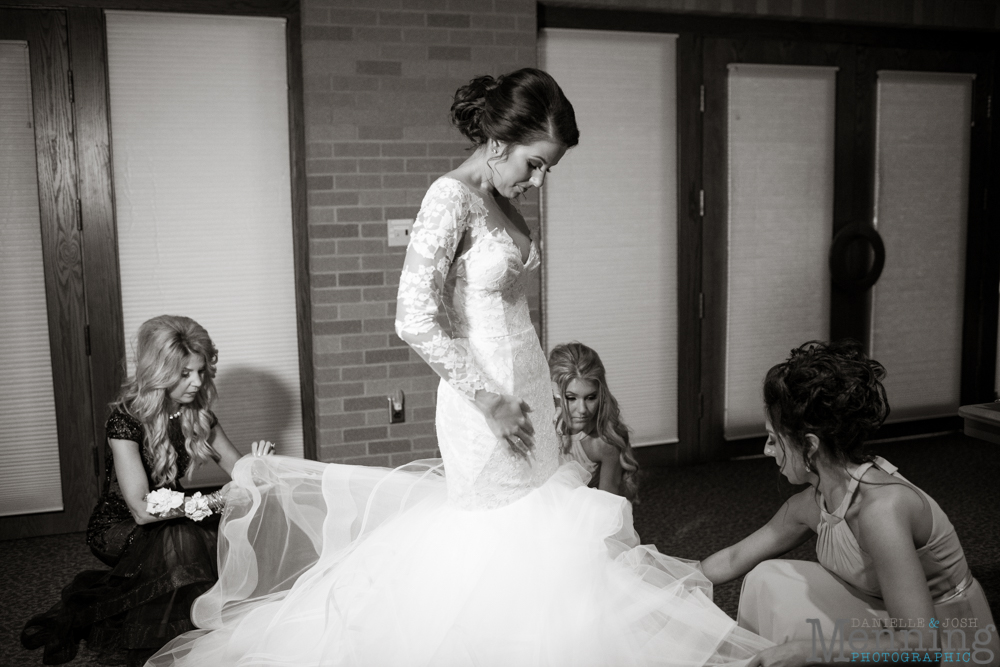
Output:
21,410,220,666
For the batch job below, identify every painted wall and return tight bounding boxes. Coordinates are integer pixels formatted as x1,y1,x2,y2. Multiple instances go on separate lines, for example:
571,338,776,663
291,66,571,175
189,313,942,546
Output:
300,0,1000,465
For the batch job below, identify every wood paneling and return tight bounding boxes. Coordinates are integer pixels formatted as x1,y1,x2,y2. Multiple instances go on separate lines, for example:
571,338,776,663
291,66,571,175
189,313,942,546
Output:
700,38,730,462
0,9,97,539
285,5,316,461
68,7,123,487
675,33,703,465
5,0,296,15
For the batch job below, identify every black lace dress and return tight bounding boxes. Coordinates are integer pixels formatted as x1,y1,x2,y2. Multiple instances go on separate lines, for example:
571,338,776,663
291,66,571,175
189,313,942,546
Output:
21,410,220,666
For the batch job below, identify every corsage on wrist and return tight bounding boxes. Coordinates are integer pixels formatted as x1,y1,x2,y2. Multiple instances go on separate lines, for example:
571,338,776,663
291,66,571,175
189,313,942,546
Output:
184,492,212,522
144,488,221,521
145,488,184,516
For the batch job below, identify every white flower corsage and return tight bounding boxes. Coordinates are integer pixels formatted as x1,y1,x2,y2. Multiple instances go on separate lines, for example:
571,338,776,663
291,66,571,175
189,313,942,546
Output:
145,488,215,521
145,488,184,515
184,492,212,522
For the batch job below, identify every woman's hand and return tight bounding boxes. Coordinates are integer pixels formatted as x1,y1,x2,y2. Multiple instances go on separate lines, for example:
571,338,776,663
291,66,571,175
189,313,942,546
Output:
251,440,275,457
475,391,535,463
748,641,811,667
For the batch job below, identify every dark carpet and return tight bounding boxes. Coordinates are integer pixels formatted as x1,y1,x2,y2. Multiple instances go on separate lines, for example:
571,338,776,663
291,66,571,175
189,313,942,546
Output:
2,432,997,666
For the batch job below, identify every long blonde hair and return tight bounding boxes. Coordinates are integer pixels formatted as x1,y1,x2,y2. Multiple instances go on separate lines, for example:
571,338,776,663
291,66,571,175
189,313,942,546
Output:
548,342,640,501
111,315,219,487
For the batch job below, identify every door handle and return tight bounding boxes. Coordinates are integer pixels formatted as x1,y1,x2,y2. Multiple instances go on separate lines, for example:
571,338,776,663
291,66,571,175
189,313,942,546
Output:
828,222,886,293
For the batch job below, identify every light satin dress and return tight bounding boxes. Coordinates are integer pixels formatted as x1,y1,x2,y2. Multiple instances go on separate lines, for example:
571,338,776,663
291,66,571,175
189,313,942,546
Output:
738,457,998,662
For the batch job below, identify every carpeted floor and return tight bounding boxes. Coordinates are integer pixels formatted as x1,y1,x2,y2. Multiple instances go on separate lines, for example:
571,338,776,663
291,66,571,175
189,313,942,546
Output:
2,432,997,666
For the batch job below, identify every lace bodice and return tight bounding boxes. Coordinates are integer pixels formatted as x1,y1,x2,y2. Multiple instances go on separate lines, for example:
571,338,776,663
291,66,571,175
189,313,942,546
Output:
396,177,558,509
395,177,539,400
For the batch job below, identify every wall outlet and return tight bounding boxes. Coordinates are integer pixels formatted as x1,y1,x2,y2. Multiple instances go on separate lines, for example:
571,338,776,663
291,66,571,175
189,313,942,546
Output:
388,389,405,424
387,219,413,247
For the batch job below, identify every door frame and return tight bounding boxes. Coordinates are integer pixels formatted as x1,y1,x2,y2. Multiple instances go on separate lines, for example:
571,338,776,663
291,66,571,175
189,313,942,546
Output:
61,0,315,484
0,8,97,538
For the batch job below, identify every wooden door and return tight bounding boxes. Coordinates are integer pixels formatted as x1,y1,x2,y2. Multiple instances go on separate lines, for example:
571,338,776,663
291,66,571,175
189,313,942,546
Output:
700,35,996,458
0,9,98,539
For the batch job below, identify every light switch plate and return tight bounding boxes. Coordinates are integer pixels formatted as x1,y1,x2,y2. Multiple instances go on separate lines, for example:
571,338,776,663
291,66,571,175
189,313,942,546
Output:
387,219,414,247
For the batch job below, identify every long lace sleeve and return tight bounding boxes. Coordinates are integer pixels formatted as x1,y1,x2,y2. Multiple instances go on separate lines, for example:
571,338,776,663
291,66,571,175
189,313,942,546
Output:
395,180,495,400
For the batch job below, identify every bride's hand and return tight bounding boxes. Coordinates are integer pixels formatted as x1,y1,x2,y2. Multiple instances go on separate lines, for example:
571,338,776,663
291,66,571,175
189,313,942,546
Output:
475,391,535,463
251,441,275,457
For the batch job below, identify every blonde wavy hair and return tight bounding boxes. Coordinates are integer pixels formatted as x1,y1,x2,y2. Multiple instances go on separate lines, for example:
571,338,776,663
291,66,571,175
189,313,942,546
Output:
111,315,219,487
548,342,640,501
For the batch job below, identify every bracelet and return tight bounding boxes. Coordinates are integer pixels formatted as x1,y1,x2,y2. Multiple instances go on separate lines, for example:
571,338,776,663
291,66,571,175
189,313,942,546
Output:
204,489,226,513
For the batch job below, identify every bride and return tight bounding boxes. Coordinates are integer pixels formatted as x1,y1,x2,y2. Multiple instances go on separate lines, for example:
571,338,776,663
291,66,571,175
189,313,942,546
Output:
148,68,770,667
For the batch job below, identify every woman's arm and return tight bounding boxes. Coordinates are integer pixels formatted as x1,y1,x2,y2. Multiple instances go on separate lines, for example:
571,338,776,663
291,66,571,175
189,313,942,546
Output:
108,438,167,525
394,181,494,400
209,424,243,477
856,486,937,633
394,181,534,455
699,488,816,585
593,439,623,496
211,425,276,476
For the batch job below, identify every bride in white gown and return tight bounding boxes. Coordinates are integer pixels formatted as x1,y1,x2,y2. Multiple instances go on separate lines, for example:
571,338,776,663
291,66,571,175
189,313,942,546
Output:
148,68,771,667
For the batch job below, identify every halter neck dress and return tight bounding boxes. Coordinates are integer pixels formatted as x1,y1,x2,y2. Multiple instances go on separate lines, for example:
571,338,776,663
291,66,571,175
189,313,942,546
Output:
560,430,599,478
737,457,998,657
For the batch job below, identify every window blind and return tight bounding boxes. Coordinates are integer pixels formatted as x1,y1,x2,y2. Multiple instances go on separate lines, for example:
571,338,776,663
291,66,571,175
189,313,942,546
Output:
0,42,64,516
725,64,837,439
870,71,972,422
105,11,302,487
540,29,679,447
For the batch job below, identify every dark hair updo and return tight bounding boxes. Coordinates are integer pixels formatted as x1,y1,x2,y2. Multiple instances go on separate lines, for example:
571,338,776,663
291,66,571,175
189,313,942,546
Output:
763,339,890,465
450,68,579,151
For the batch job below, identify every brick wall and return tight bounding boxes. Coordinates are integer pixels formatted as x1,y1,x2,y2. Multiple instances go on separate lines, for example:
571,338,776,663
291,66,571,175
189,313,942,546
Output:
300,0,1000,465
302,0,538,465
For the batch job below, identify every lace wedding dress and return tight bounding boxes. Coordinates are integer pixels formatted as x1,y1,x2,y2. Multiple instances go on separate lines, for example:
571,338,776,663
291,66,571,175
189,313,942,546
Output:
148,178,769,667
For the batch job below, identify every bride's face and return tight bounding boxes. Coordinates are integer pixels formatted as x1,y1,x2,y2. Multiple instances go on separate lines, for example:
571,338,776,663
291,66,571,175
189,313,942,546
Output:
487,138,566,199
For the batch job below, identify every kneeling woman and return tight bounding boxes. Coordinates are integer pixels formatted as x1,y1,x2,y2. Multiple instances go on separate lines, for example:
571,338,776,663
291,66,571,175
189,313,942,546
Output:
700,340,997,666
21,315,272,666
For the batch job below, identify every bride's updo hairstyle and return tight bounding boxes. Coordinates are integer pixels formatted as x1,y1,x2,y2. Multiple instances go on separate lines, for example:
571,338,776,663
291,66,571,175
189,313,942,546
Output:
763,339,889,470
450,68,579,153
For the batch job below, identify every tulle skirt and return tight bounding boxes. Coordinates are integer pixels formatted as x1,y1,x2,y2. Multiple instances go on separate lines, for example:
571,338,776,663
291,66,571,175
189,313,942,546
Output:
148,455,771,667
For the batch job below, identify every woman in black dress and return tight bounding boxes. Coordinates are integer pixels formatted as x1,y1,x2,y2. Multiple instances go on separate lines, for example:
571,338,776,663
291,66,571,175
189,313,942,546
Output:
21,314,272,666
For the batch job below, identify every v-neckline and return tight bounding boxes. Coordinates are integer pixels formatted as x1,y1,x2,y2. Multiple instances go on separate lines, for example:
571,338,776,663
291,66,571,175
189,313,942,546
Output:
495,225,533,266
441,176,533,265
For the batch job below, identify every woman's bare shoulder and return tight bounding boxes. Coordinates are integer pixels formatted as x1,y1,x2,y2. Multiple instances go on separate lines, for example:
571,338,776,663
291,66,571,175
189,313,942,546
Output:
784,487,822,528
582,435,619,463
853,466,925,516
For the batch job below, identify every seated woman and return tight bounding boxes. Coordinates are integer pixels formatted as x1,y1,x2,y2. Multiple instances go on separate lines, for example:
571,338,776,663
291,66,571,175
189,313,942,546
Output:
21,315,272,666
548,341,640,500
700,340,998,666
